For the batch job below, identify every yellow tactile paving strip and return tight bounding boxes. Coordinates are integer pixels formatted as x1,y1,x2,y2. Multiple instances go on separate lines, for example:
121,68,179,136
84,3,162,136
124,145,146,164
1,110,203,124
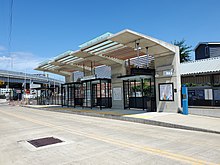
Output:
25,105,156,119
123,114,153,119
48,107,124,116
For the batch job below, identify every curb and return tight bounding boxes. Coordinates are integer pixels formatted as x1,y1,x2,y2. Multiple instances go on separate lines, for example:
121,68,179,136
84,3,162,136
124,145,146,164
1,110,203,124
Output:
22,105,220,135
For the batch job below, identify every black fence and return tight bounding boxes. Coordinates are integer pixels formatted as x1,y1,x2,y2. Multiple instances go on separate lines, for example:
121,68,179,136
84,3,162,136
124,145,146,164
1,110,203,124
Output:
188,87,220,106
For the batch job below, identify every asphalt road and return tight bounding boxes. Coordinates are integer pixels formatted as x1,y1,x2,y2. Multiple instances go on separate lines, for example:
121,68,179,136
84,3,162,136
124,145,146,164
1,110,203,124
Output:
0,104,220,165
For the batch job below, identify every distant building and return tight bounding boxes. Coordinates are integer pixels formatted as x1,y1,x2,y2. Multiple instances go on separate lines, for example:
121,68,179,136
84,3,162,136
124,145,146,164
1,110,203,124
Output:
181,42,220,107
181,57,220,106
195,42,220,60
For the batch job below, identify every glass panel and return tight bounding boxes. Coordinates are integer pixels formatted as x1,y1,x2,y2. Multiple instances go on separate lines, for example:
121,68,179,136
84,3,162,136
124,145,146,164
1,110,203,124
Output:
101,82,106,98
130,81,135,97
123,81,129,108
135,79,142,97
143,79,151,97
86,82,91,107
91,84,97,106
82,82,86,106
123,76,155,111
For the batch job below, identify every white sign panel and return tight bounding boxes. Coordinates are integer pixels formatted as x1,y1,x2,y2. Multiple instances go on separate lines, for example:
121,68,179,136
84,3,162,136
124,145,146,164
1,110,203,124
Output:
204,89,213,100
163,70,173,76
30,83,41,89
113,87,122,100
81,75,96,81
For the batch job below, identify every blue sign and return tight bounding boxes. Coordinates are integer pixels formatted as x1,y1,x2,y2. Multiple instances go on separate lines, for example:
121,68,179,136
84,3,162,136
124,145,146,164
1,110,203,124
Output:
182,84,188,115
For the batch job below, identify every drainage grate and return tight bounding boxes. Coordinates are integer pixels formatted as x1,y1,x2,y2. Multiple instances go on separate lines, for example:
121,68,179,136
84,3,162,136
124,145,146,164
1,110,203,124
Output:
27,137,63,148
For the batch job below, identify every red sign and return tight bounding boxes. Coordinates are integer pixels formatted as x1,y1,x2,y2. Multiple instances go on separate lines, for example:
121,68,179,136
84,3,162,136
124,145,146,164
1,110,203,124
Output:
25,89,30,94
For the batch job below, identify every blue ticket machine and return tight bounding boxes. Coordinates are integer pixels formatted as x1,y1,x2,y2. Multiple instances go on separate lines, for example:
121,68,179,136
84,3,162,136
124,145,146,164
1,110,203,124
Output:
182,85,188,115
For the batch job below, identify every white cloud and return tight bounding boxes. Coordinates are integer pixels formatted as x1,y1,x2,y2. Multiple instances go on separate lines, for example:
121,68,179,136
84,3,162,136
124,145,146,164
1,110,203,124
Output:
0,45,6,51
0,51,44,73
12,51,45,71
0,56,11,61
0,50,64,81
0,45,65,81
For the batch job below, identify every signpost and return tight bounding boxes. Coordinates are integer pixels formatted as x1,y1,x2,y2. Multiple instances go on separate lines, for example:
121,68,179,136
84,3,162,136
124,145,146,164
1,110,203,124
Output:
182,85,188,115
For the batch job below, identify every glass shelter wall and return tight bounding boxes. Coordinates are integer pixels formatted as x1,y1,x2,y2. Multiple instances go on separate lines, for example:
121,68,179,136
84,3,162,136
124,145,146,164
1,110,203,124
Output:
123,77,155,111
82,79,112,109
61,79,112,109
61,82,83,107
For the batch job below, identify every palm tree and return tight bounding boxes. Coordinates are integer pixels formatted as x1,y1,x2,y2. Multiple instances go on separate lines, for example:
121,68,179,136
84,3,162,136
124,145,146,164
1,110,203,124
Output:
173,39,192,63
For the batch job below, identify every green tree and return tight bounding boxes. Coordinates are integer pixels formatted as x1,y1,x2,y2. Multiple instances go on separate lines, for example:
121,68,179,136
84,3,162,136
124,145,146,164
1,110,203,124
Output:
173,39,192,63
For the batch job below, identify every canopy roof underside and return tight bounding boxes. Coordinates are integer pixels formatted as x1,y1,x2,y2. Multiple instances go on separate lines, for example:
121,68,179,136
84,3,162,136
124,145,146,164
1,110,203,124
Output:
35,29,177,76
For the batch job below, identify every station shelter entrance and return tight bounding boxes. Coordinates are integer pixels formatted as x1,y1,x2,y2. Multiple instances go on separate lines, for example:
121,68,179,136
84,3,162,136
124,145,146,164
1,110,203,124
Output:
61,78,112,109
61,82,83,107
82,78,111,109
120,68,156,111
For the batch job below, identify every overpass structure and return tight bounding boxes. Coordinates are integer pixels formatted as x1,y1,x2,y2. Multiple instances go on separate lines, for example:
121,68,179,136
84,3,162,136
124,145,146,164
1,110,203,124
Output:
0,69,64,89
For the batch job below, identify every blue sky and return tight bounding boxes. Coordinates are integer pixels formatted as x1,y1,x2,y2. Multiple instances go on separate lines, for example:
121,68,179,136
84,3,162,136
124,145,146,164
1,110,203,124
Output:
0,0,220,79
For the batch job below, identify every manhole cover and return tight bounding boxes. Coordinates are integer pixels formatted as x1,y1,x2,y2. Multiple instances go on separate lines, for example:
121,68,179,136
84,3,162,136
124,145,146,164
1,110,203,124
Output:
27,137,63,148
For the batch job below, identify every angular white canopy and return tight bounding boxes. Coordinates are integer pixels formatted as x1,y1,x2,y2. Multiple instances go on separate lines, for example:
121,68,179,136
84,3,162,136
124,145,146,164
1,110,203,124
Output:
35,29,177,76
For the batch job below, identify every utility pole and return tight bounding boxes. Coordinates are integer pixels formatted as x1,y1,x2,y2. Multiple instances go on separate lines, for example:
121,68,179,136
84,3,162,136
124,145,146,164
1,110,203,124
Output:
24,71,26,91
7,70,10,89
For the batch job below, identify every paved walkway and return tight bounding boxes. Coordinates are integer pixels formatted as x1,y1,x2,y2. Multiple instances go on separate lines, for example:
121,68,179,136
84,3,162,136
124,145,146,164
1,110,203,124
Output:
189,106,220,118
23,105,220,134
1,105,220,165
0,99,6,104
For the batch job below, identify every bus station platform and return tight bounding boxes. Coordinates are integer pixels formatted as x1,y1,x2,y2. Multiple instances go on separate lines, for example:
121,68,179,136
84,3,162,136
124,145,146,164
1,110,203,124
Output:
22,104,220,135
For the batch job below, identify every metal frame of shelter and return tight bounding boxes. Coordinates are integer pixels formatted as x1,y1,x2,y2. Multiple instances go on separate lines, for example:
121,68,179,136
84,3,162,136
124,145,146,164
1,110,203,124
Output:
61,78,111,109
119,68,156,111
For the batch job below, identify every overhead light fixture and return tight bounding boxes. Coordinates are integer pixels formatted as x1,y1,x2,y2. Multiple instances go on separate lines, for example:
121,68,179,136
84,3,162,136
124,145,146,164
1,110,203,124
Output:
134,40,141,51
134,40,141,68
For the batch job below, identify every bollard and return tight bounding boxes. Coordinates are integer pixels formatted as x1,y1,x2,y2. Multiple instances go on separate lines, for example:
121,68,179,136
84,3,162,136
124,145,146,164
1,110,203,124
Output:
182,84,188,115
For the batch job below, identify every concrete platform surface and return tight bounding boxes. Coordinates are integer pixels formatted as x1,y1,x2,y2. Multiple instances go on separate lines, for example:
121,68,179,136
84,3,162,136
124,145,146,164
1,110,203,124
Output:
189,107,220,118
0,99,6,104
23,105,220,134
